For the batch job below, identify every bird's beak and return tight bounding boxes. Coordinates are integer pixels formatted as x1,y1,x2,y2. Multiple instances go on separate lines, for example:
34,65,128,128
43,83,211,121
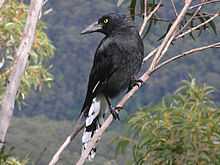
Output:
81,21,102,35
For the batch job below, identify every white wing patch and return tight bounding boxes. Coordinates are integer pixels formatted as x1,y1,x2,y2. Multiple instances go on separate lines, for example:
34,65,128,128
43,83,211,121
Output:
92,81,100,93
81,95,109,161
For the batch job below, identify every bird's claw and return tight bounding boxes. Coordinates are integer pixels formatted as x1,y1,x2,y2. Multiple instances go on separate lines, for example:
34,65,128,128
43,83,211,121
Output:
110,106,123,120
127,79,143,92
110,110,120,120
133,79,143,88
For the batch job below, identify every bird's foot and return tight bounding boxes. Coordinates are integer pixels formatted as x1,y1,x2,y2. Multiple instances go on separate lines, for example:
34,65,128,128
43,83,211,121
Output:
127,79,143,92
133,79,143,88
110,106,123,120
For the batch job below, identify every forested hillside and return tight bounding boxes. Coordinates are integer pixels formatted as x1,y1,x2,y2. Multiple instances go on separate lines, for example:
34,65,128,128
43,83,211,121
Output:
15,0,220,121
7,116,121,164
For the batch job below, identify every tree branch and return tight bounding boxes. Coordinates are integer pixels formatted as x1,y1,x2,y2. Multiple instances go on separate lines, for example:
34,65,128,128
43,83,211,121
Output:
144,7,219,63
76,1,192,164
175,12,219,40
143,47,158,62
48,114,84,165
170,0,178,17
0,0,44,149
139,0,162,37
149,0,192,71
190,0,220,9
152,41,220,73
178,5,202,35
0,0,5,8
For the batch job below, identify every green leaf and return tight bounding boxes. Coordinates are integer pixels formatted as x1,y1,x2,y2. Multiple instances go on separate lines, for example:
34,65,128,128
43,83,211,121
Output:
204,15,217,34
130,0,137,19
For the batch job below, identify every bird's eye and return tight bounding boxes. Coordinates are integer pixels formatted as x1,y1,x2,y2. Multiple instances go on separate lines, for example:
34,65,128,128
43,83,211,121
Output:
103,18,109,24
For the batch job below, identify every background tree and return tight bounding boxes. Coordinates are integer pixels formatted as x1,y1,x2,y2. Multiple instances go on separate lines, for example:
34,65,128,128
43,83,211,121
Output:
0,0,54,148
0,146,28,165
0,0,54,102
115,78,220,164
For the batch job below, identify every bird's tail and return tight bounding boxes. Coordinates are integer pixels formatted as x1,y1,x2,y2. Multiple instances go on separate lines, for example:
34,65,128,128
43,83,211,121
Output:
81,95,108,160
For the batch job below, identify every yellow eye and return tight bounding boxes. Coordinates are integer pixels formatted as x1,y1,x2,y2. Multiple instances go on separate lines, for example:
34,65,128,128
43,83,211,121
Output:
103,18,109,24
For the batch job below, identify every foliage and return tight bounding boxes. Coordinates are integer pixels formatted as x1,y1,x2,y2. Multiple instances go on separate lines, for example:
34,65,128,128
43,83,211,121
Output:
0,146,28,165
0,0,54,103
115,78,220,165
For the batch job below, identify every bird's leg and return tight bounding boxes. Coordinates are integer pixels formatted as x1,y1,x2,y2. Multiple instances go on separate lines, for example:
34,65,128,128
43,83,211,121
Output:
127,79,144,92
105,96,121,120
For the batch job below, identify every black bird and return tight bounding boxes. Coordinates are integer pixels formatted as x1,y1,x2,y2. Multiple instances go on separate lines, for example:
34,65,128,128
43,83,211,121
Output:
80,13,144,160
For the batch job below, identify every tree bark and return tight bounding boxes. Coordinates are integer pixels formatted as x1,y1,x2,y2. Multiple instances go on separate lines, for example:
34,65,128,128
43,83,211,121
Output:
0,0,5,8
0,0,43,149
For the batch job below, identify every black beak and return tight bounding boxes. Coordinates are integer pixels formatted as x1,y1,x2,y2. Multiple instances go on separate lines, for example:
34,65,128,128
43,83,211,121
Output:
81,21,102,35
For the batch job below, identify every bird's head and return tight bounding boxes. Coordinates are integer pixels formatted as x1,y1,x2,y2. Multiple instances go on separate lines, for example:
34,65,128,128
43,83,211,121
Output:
81,13,133,36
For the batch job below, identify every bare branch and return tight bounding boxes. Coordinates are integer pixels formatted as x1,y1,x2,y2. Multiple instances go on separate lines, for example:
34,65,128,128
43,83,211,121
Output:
144,9,219,64
170,0,178,17
139,0,162,37
143,47,158,62
149,0,192,71
176,12,219,40
144,0,148,17
178,5,202,34
48,114,84,165
152,41,220,73
190,0,220,9
0,0,44,149
0,0,5,8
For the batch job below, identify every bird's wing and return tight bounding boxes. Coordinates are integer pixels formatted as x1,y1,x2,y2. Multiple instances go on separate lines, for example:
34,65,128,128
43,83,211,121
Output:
81,38,120,115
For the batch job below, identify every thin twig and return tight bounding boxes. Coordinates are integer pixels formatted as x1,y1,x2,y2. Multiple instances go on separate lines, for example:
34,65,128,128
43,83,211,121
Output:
144,0,148,17
175,12,219,40
48,113,84,165
170,0,178,17
152,42,220,73
139,0,162,37
144,4,218,63
0,0,5,8
190,0,220,9
143,6,219,64
178,5,202,35
143,47,158,62
157,30,177,64
149,0,192,71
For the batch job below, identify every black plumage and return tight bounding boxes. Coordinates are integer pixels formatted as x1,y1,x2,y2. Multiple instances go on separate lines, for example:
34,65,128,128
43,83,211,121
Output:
81,13,144,117
80,13,144,160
